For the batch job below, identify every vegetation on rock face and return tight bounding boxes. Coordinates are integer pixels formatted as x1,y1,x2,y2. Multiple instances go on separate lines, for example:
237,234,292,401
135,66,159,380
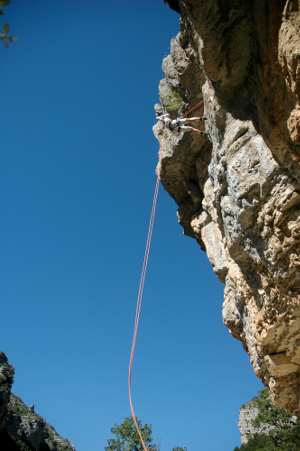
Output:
252,389,294,430
234,389,300,450
160,81,184,115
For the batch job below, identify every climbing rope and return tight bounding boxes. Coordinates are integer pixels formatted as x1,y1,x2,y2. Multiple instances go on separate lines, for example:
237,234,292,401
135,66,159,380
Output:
128,176,160,451
184,99,203,117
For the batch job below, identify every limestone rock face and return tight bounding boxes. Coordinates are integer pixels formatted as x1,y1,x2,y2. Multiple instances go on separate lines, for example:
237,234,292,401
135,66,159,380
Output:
238,403,260,445
0,353,75,450
154,0,300,413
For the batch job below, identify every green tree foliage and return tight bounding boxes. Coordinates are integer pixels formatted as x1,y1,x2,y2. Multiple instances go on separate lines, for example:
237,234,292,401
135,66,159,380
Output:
0,0,10,14
105,417,187,451
253,389,292,430
234,427,300,451
234,389,300,450
105,417,157,451
0,0,16,47
0,22,17,47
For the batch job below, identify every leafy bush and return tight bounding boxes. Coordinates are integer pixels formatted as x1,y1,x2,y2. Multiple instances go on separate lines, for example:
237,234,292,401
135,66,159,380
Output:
105,417,156,451
105,417,187,451
234,389,300,450
0,1,16,47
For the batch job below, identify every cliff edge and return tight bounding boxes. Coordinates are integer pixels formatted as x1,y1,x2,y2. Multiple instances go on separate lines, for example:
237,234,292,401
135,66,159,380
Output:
154,0,300,413
0,353,74,451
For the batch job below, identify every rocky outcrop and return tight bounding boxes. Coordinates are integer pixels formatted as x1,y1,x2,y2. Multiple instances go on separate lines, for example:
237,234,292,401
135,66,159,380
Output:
0,353,14,430
154,0,300,413
0,352,74,451
238,389,298,445
238,403,261,445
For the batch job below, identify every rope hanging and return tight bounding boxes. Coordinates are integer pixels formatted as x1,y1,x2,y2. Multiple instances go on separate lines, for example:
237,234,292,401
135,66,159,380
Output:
128,176,160,451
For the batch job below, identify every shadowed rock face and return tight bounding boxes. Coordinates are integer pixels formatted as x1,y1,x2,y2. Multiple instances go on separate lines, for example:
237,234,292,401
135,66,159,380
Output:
154,0,300,413
0,353,75,450
0,353,14,430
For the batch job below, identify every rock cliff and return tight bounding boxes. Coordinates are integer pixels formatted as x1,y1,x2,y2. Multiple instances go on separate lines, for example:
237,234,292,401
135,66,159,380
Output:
154,0,300,414
0,352,74,451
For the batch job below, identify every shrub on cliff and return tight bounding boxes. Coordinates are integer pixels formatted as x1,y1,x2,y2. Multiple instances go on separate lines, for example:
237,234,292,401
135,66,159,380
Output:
234,426,300,450
234,389,300,450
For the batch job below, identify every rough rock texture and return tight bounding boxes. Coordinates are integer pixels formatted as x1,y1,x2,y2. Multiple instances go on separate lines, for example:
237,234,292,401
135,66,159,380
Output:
0,353,14,430
238,397,281,445
0,352,74,450
238,403,261,445
154,0,300,413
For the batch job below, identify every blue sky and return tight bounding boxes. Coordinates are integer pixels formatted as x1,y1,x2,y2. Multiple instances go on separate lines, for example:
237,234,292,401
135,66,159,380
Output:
0,1,262,450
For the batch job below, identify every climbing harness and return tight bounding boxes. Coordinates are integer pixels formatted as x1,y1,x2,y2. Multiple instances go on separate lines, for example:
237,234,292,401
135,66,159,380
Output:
128,176,160,451
157,111,205,134
156,99,205,134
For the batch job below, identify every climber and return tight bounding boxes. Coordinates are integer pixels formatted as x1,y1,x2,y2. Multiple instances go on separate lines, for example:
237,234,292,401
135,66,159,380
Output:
157,111,205,134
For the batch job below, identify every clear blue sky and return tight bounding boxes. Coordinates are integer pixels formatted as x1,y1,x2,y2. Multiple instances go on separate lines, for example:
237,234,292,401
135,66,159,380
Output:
0,2,262,450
